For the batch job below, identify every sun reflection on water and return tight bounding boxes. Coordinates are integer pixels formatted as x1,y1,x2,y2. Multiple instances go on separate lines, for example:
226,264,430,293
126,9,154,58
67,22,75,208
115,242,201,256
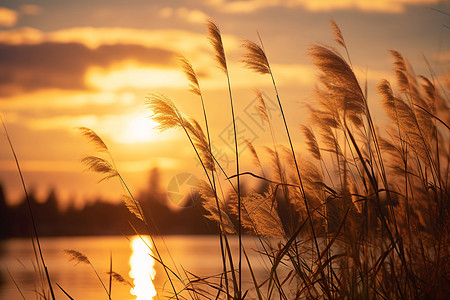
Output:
129,236,157,299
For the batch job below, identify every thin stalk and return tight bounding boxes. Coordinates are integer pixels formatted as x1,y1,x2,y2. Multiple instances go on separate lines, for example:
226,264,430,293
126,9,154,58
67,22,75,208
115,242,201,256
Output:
118,174,180,299
267,60,330,298
224,70,242,298
1,116,56,300
198,81,230,296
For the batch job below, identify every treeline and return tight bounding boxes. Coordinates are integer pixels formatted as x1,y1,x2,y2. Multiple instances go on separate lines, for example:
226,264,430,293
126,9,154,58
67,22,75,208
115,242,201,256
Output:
0,170,219,238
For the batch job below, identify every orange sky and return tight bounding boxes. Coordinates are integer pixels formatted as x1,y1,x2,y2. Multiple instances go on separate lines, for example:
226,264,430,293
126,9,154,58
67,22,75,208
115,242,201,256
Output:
0,0,448,207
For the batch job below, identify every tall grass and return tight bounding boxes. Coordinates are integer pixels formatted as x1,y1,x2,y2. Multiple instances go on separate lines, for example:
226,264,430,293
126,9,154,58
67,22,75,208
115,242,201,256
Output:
11,19,447,299
146,20,449,298
1,116,56,300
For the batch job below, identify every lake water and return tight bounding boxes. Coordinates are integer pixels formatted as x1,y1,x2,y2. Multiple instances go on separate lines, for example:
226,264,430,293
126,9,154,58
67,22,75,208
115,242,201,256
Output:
0,235,286,299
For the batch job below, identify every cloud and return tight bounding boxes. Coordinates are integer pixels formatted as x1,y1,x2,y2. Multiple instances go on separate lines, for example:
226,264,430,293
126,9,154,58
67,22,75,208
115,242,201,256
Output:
0,7,18,27
20,4,41,15
207,0,443,14
160,7,209,24
0,42,176,95
159,7,174,18
0,26,242,95
176,7,209,24
0,26,242,59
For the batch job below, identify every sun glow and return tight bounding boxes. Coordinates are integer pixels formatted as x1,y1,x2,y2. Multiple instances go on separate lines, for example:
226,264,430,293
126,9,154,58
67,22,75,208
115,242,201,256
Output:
117,113,159,144
129,236,157,300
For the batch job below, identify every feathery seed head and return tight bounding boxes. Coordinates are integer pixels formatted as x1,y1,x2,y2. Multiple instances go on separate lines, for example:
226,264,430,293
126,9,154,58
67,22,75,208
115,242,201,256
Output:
300,125,321,161
185,117,215,171
179,56,201,96
330,20,346,48
146,94,184,132
81,155,118,183
64,249,90,265
242,39,270,75
78,127,108,152
207,20,228,73
255,89,270,124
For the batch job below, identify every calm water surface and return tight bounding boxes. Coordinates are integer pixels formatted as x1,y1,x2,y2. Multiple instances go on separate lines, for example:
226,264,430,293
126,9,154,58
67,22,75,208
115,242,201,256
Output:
0,235,280,299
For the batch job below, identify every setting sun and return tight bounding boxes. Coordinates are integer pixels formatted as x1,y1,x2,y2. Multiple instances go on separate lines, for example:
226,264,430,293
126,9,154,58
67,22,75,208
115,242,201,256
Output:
118,113,159,144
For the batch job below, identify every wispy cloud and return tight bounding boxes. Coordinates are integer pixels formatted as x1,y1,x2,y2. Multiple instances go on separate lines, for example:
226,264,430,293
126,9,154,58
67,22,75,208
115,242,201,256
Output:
207,0,443,14
159,7,209,24
0,26,240,54
0,7,18,27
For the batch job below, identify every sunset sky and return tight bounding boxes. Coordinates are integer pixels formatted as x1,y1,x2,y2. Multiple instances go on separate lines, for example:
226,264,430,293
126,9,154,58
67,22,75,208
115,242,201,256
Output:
0,0,448,208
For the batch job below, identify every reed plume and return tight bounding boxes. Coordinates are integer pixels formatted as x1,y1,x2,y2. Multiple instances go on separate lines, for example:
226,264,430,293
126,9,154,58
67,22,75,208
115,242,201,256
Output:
300,125,322,161
179,56,201,96
242,40,270,75
81,156,118,182
64,249,90,265
244,139,264,174
65,249,111,299
122,194,143,221
241,192,285,238
146,94,185,131
255,89,269,124
207,20,227,73
309,44,365,127
107,271,133,287
185,117,215,172
330,20,346,49
202,196,236,234
78,127,109,152
208,20,243,296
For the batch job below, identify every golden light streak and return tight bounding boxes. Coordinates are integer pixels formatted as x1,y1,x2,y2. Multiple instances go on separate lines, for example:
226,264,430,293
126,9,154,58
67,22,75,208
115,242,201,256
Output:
129,236,157,300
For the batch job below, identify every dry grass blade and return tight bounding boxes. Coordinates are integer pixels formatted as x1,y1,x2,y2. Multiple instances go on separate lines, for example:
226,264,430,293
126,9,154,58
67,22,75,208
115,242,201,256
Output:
81,156,118,182
207,20,227,73
300,125,321,161
242,39,270,74
64,249,90,265
330,20,346,48
179,56,201,96
146,94,184,131
56,282,74,300
78,127,108,152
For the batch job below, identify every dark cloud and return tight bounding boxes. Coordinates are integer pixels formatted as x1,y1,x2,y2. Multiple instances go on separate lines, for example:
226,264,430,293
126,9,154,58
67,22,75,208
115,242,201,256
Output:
0,42,177,96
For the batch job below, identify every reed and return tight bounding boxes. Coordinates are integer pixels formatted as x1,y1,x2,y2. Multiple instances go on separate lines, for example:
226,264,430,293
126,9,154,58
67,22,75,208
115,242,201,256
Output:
10,19,447,299
146,20,449,298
